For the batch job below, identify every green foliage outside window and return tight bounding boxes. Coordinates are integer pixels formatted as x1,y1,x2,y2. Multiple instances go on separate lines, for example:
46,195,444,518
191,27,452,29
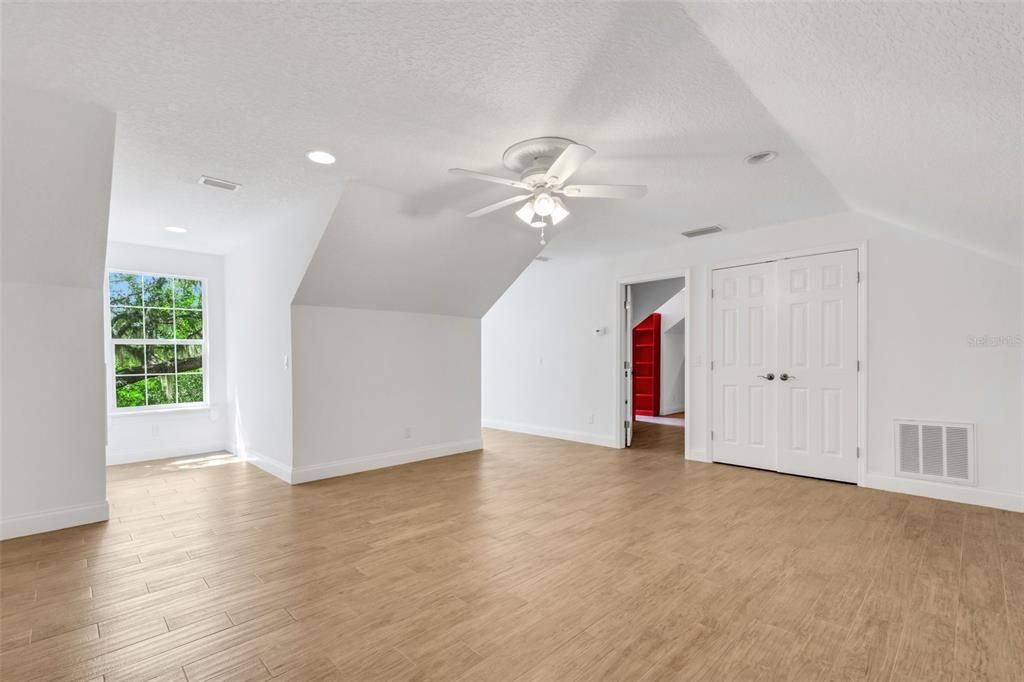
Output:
109,272,206,408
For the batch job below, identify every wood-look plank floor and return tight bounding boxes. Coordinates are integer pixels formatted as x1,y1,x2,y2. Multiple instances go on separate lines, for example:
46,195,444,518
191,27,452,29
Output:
2,424,1022,681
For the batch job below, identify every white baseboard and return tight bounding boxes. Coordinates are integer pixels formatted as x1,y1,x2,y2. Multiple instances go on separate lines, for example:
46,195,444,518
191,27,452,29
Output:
685,447,709,463
1,500,110,540
482,419,618,448
290,438,483,484
106,442,228,466
242,451,294,484
863,474,1023,513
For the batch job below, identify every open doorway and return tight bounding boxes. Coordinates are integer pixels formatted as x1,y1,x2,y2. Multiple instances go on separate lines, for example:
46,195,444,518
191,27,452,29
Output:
621,274,688,455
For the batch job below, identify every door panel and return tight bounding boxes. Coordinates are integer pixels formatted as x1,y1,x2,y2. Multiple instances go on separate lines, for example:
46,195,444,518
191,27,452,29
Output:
711,263,777,470
777,251,859,482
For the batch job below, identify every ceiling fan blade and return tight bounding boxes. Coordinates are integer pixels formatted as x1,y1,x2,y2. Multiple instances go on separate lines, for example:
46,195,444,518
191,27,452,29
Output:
466,194,531,218
544,144,595,185
449,168,531,190
560,184,648,199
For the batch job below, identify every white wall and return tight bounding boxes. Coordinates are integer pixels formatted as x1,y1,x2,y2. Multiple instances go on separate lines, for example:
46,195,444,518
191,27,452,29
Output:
1,86,116,539
226,184,489,485
483,211,1024,511
655,288,687,415
104,242,227,464
482,258,619,447
291,306,481,483
223,197,335,478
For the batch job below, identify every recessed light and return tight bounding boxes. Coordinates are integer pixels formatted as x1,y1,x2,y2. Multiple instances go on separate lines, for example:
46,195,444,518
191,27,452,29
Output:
306,150,336,165
164,226,187,233
745,150,778,165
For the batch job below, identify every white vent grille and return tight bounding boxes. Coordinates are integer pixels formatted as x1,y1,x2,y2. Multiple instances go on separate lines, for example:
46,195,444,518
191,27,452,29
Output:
681,225,723,238
198,175,241,191
894,420,975,485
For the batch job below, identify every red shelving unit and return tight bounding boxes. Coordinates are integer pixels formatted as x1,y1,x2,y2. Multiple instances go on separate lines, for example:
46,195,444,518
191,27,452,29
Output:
632,312,661,417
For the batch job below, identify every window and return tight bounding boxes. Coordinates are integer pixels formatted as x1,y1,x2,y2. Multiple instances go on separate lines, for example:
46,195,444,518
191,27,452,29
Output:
108,271,206,410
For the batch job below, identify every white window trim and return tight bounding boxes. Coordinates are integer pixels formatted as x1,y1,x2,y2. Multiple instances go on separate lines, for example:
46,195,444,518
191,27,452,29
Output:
104,268,210,414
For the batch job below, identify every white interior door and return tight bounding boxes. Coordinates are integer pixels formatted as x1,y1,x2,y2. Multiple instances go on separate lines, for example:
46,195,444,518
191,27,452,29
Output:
777,251,859,482
711,250,859,483
711,263,778,470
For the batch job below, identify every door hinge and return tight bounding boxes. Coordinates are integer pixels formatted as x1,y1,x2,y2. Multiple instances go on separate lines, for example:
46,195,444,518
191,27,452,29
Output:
711,431,714,441
856,446,861,459
857,360,861,371
711,288,715,299
857,271,862,283
624,420,630,430
710,360,714,371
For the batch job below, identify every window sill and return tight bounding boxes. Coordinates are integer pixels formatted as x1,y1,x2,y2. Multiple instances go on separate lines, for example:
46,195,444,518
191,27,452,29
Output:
110,404,211,417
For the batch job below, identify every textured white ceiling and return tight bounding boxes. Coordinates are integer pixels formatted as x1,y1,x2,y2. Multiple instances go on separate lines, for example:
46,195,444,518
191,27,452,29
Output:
685,1,1024,264
0,3,839,255
1,2,1018,315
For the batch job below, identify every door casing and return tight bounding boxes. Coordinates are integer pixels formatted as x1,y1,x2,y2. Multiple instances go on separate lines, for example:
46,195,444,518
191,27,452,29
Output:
616,268,691,452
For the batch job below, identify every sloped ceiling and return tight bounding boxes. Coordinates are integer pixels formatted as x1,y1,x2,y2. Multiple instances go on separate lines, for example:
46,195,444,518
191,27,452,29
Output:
685,1,1024,265
293,181,540,316
1,2,1019,317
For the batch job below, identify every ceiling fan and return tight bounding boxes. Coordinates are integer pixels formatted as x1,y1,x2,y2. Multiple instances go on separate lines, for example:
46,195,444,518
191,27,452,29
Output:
449,137,647,244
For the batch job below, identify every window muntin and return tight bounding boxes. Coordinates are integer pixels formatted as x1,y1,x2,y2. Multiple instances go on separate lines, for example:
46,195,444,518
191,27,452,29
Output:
108,272,207,410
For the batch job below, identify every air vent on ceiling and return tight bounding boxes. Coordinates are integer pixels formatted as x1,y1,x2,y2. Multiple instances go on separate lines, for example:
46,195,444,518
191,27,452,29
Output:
681,225,724,238
198,175,241,192
745,150,778,165
534,256,551,262
895,420,975,485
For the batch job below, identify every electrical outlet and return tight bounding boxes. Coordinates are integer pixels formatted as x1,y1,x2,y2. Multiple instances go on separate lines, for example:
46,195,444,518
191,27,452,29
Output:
403,427,412,440
588,414,595,424
151,424,160,437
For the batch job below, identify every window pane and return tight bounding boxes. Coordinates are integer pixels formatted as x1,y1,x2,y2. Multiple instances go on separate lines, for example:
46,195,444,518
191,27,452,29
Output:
114,344,145,374
110,306,143,339
145,376,176,405
143,275,174,307
145,308,174,339
175,310,203,339
173,279,203,309
115,376,147,407
109,272,142,307
176,344,203,373
176,373,204,403
145,345,176,374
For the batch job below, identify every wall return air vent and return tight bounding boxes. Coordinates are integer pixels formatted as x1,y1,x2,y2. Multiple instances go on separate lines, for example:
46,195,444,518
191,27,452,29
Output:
198,175,241,191
895,420,975,485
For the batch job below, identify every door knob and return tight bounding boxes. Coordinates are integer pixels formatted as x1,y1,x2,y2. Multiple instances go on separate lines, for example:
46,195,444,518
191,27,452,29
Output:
780,373,796,381
757,373,775,380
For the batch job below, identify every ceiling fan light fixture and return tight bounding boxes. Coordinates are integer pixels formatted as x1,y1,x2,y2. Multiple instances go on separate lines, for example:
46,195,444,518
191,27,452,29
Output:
550,197,569,225
530,218,546,228
515,202,536,225
533,192,555,217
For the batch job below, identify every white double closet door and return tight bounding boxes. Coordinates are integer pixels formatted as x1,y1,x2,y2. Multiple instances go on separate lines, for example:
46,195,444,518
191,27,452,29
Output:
711,250,859,483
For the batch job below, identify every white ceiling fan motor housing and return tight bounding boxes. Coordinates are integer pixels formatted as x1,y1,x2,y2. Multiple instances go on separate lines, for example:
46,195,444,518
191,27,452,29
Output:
502,136,577,186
